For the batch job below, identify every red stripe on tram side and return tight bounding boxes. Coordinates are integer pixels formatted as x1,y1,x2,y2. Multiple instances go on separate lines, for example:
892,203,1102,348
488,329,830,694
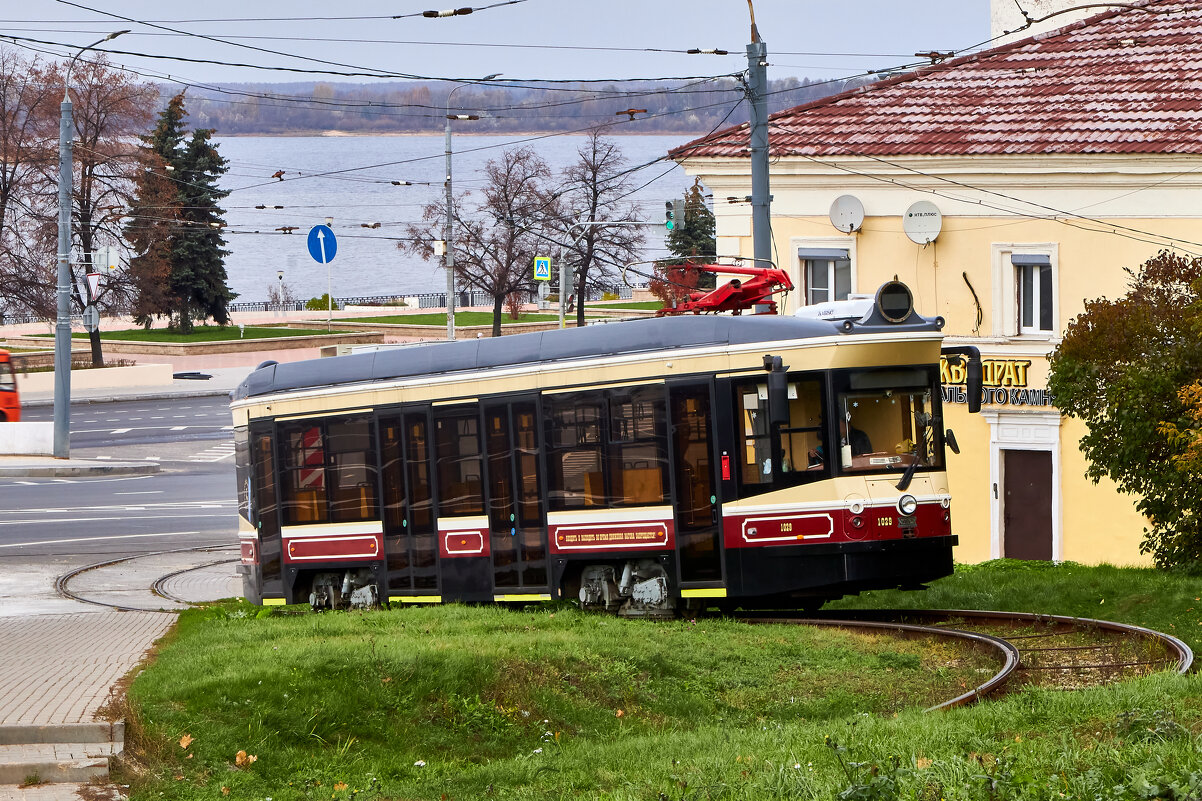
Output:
549,519,675,554
285,534,384,562
723,503,952,549
439,527,490,558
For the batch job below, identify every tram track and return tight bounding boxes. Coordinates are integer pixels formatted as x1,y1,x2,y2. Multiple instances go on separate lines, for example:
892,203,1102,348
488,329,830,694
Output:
737,608,1193,711
54,553,1194,713
55,544,239,613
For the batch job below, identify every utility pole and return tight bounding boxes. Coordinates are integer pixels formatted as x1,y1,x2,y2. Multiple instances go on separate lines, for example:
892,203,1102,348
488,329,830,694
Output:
54,30,127,459
444,74,499,341
745,2,771,272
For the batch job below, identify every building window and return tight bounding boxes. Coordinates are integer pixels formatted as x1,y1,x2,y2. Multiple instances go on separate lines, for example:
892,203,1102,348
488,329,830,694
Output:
1014,254,1053,334
799,247,851,305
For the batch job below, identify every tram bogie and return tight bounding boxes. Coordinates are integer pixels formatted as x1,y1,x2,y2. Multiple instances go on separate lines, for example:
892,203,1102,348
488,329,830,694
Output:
230,282,982,615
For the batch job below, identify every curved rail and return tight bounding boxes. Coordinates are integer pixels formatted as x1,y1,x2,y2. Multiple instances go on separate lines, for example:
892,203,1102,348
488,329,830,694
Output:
56,545,238,613
151,558,241,605
742,615,1021,711
815,609,1194,676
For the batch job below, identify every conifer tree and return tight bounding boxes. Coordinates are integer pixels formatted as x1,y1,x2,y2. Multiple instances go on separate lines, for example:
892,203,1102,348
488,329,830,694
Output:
125,92,233,332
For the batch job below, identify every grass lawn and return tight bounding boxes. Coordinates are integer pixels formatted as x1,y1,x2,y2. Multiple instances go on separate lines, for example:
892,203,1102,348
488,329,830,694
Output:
123,561,1202,800
341,311,598,326
30,326,343,343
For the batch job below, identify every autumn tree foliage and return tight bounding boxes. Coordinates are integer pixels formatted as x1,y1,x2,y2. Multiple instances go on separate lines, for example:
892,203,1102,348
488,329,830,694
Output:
1047,251,1202,569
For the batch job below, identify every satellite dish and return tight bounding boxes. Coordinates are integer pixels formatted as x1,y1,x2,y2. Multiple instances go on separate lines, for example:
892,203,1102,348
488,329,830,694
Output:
903,200,942,244
829,195,865,233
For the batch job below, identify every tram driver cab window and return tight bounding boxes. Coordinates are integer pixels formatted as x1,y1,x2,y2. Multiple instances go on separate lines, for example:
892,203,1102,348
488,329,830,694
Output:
835,369,944,474
735,377,825,496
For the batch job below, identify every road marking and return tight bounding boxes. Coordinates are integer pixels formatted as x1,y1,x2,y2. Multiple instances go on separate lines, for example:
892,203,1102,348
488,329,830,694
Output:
171,426,187,431
95,456,112,460
114,491,163,495
189,441,237,462
0,530,213,548
110,428,131,434
150,416,164,419
0,513,233,528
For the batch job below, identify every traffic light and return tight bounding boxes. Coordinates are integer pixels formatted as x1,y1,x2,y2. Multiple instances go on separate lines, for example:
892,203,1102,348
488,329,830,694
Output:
665,199,685,231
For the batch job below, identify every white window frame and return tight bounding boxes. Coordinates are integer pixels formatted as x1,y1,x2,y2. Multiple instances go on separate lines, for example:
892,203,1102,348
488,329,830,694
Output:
990,243,1059,339
791,237,856,313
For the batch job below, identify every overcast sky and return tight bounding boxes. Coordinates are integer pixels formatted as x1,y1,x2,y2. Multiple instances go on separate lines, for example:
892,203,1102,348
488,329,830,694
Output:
4,1,990,86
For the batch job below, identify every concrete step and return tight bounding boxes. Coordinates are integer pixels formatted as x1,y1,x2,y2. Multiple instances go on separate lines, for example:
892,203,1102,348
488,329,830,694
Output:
0,723,123,746
0,779,123,800
0,742,115,784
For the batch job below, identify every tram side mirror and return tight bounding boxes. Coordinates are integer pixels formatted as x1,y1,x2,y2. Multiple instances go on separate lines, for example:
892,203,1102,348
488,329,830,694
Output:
945,429,960,454
966,357,983,414
768,369,789,427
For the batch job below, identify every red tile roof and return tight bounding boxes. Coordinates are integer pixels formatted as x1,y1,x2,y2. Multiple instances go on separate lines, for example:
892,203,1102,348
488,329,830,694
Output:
676,0,1202,159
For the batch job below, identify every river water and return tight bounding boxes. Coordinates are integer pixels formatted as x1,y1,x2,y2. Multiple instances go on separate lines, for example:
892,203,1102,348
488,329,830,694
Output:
213,134,695,303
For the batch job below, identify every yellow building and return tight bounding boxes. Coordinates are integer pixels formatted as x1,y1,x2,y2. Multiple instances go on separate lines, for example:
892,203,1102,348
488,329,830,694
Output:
675,0,1202,565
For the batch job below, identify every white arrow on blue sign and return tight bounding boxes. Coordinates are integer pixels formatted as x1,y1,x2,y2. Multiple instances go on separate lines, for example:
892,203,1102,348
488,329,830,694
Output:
307,225,337,264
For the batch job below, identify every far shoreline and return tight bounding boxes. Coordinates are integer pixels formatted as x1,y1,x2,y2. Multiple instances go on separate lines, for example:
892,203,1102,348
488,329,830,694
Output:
214,130,706,138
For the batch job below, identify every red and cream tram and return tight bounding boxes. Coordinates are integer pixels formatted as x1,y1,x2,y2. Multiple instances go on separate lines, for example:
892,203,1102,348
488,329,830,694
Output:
230,282,981,615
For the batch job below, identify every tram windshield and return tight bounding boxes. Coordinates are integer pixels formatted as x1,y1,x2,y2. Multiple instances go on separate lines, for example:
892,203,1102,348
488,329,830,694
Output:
835,368,943,473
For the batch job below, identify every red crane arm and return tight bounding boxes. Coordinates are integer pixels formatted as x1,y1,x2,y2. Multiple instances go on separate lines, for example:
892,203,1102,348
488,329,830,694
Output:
656,261,793,316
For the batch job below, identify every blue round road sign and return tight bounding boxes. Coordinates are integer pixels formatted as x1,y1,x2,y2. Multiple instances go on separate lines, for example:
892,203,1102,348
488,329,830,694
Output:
307,225,337,263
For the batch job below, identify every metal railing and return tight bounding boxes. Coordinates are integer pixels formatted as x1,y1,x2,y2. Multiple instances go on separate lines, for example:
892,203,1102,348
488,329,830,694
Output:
1,285,645,325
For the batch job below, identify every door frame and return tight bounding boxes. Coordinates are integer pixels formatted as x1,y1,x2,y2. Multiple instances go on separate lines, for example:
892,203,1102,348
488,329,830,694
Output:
482,394,549,593
666,378,725,588
984,410,1062,561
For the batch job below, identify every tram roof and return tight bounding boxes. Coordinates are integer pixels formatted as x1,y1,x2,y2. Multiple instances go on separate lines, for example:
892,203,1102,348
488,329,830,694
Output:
232,312,942,402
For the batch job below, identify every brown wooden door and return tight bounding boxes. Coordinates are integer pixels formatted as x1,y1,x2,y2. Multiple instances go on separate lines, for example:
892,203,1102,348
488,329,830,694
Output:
1003,450,1053,560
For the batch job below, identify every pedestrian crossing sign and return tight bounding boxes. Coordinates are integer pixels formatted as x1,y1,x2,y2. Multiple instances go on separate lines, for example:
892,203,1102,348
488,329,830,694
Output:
534,256,551,281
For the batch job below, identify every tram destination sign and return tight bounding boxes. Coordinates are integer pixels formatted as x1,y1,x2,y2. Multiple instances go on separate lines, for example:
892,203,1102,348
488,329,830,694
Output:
939,355,1052,408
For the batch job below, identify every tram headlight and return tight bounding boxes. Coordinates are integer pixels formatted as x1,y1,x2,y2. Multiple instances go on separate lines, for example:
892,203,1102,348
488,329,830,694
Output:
897,494,918,516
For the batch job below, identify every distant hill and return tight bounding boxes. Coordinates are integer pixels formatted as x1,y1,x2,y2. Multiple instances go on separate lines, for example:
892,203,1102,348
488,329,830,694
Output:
174,77,866,136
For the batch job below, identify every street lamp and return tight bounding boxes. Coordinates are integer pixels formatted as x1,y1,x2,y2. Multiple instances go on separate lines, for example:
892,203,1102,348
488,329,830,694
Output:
277,270,285,315
54,29,127,459
444,74,499,341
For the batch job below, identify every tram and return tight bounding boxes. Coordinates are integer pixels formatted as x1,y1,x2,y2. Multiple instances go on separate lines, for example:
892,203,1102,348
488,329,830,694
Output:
230,282,982,615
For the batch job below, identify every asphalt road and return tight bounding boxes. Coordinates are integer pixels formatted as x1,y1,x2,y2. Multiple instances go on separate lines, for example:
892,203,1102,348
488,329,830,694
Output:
2,395,239,559
21,396,234,451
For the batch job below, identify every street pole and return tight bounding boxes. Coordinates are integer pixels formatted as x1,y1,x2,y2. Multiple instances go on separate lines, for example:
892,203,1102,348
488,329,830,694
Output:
54,85,72,458
324,216,333,332
54,30,127,459
443,75,499,341
444,113,456,341
746,25,772,273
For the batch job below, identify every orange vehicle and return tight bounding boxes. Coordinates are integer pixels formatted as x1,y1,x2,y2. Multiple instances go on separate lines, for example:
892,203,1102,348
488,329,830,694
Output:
0,349,19,422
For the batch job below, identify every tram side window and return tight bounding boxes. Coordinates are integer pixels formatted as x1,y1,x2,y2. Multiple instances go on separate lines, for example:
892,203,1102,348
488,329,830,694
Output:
434,411,484,517
608,388,668,506
735,377,826,494
280,421,329,524
326,417,378,523
545,394,604,510
234,426,250,521
279,415,378,525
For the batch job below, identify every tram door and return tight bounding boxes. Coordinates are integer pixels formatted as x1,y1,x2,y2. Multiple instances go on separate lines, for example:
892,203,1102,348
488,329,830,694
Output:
483,399,548,592
670,384,723,584
249,423,282,598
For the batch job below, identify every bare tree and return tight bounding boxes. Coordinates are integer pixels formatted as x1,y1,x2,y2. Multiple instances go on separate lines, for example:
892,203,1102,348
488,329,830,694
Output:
402,146,555,337
552,129,646,326
0,49,57,321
